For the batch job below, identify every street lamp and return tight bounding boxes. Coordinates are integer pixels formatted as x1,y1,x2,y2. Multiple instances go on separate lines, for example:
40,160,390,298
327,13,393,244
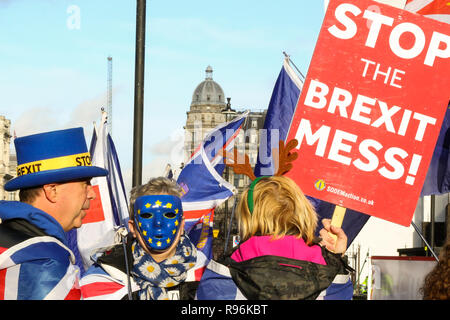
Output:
132,0,146,187
221,97,236,252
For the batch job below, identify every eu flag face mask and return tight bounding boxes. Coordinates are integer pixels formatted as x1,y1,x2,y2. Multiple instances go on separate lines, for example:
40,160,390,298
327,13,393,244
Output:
134,194,183,251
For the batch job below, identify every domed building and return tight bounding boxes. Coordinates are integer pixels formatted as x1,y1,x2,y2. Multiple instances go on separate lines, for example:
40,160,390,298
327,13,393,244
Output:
183,66,267,258
191,66,226,108
183,65,267,174
184,66,236,160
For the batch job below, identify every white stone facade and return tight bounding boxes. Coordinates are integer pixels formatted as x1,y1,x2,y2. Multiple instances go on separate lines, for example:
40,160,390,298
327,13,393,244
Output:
0,115,19,201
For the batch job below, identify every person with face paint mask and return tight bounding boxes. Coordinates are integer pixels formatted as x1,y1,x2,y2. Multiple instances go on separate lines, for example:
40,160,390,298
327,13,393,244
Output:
133,194,184,254
80,177,198,300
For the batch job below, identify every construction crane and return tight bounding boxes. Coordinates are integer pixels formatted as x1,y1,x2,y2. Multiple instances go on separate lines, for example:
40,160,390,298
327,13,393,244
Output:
107,56,113,135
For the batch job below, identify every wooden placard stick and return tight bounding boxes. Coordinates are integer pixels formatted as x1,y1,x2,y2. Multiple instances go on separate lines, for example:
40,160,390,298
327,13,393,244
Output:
272,147,279,174
329,205,346,243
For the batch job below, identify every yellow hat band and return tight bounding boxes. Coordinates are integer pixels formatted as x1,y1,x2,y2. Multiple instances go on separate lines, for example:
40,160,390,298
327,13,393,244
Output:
16,152,92,177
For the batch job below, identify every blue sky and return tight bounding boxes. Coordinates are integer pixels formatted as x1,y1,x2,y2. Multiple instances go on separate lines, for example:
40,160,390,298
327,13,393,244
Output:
0,0,327,188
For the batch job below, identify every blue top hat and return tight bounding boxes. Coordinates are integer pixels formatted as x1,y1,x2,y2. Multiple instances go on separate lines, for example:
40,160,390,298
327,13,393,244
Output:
4,127,108,191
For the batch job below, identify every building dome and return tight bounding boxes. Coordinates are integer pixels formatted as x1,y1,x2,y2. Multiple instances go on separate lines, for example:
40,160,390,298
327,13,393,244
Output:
191,66,226,106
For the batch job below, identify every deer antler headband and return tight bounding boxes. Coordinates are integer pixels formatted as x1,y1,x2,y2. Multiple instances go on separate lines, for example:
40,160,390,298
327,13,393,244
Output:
221,139,299,213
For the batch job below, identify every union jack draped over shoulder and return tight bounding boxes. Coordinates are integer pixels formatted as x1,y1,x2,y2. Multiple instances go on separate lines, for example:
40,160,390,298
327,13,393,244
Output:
0,230,81,300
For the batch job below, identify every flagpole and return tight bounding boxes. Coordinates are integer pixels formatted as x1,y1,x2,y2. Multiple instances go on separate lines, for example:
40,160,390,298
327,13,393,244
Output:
132,0,146,187
411,221,439,261
224,198,238,254
283,51,306,81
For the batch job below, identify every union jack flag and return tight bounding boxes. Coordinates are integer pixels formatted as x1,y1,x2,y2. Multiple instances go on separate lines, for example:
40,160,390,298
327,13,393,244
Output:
178,111,248,281
80,263,138,300
67,111,129,274
405,0,450,23
404,0,450,196
0,236,81,300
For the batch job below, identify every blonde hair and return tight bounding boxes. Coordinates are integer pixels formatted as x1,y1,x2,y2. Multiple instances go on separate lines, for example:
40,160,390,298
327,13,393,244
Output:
237,175,318,245
129,177,183,220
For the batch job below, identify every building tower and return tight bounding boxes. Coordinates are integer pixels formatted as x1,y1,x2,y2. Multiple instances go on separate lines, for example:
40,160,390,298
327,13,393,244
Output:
183,66,267,257
184,66,229,160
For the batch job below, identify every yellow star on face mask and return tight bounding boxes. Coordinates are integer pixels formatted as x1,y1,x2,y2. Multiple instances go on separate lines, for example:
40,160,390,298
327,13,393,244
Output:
134,194,183,251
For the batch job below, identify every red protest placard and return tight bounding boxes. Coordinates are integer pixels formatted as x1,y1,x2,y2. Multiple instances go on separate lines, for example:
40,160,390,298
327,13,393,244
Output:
286,0,450,226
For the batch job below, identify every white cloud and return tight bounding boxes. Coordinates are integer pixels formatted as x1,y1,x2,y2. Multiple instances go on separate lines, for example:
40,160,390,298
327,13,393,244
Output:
12,105,62,137
122,157,172,197
147,127,185,162
67,95,106,129
11,87,124,138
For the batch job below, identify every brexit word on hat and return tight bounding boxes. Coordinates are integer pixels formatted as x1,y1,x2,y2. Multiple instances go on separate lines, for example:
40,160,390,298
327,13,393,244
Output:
4,127,108,191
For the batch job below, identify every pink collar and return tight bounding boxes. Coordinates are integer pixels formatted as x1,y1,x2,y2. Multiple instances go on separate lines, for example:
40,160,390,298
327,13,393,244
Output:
231,235,326,265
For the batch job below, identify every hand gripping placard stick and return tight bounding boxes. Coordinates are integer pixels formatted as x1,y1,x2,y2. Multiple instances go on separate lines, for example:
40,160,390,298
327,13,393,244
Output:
329,205,346,244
